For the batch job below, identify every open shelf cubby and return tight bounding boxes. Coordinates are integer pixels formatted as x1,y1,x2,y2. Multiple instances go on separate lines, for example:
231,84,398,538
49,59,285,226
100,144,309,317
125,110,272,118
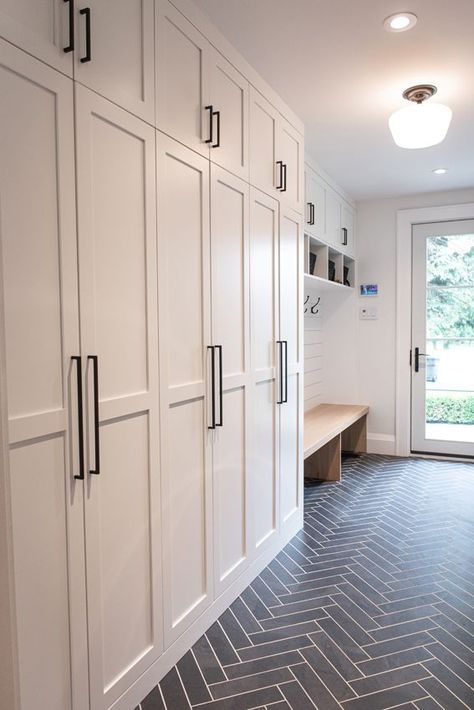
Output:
304,234,355,292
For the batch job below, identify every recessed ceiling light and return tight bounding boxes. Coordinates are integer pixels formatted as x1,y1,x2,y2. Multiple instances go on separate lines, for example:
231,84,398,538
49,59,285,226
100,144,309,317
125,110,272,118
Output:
384,12,418,32
433,168,448,175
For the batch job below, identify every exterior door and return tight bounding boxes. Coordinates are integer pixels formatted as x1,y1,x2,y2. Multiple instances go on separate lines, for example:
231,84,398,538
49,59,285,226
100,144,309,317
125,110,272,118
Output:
75,0,155,123
279,207,303,527
412,220,474,457
156,133,214,645
0,0,73,75
210,166,250,594
75,85,162,708
249,188,280,553
209,47,249,181
0,42,87,710
249,86,278,197
155,0,210,157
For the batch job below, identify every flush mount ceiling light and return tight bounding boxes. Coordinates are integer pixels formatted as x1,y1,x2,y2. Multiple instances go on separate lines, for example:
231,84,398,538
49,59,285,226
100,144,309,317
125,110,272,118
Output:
389,85,452,149
384,12,418,32
433,168,448,174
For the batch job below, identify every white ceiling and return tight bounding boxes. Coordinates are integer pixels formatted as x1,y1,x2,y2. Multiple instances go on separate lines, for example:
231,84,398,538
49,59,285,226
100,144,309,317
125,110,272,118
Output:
194,0,474,200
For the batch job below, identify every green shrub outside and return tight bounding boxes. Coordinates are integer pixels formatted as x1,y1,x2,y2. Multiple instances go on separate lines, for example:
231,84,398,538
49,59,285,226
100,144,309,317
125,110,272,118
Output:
426,395,474,425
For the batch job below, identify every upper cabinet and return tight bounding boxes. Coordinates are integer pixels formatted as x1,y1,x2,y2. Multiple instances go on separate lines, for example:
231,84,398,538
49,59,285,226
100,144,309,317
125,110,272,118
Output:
249,87,303,213
74,0,155,123
0,0,74,75
305,163,356,257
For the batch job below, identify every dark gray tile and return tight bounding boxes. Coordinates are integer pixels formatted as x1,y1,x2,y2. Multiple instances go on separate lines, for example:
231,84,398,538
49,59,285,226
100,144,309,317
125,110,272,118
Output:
318,617,370,663
177,650,212,705
309,631,363,681
378,594,441,614
369,616,439,642
209,668,292,700
259,606,330,630
373,605,438,627
219,609,251,651
191,686,284,709
427,625,474,668
224,651,303,679
230,597,262,634
278,680,316,710
426,641,474,684
357,646,434,676
300,645,356,701
422,658,474,707
207,622,240,666
193,635,226,684
419,676,468,710
268,595,333,617
249,621,320,646
238,634,314,662
160,667,191,710
362,631,435,658
251,576,282,608
341,681,426,710
350,663,430,696
290,662,342,709
141,686,165,710
325,605,374,646
241,587,271,621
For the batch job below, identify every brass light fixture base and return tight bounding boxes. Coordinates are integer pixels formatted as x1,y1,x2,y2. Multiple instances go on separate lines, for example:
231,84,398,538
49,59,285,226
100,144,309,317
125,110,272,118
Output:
402,85,437,104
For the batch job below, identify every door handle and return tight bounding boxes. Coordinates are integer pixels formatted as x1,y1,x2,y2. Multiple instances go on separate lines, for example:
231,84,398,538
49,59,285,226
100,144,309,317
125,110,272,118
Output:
207,346,216,429
414,346,428,373
63,0,75,53
276,161,283,190
282,163,287,192
71,356,85,480
212,110,220,148
276,341,284,404
80,7,92,63
309,203,315,225
215,345,223,426
342,227,348,246
88,355,100,474
205,105,214,144
283,340,288,403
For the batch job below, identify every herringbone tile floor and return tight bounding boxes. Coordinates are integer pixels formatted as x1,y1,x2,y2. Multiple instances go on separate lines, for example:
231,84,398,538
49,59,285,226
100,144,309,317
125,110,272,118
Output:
139,454,474,710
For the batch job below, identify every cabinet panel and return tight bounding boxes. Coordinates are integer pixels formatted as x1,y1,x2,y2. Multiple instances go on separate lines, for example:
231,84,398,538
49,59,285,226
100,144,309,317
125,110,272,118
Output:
156,134,213,643
209,48,249,180
156,0,210,156
75,0,155,123
277,119,303,213
325,188,342,249
0,42,87,710
249,87,278,197
341,203,355,256
253,380,278,549
280,209,302,368
213,387,247,592
75,85,161,708
280,372,300,524
305,168,326,240
0,0,73,75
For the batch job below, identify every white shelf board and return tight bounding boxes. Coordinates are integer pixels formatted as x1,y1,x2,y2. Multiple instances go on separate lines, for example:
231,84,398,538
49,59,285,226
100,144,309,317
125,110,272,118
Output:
304,273,354,293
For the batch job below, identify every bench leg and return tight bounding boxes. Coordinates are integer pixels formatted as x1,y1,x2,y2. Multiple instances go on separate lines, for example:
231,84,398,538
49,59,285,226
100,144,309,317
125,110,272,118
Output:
341,414,367,454
304,434,341,482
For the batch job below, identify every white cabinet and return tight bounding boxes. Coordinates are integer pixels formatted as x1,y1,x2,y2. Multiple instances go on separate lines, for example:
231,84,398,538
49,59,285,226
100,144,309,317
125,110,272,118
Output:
208,47,249,181
249,87,279,197
0,0,74,75
325,187,342,249
75,85,162,708
156,0,210,156
341,203,355,256
276,118,303,213
156,133,214,645
279,208,303,528
0,40,87,710
75,0,155,123
305,167,326,240
211,166,250,593
249,189,280,553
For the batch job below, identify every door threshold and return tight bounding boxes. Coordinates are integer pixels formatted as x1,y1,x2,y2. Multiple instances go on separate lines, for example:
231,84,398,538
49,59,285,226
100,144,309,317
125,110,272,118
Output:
411,450,474,463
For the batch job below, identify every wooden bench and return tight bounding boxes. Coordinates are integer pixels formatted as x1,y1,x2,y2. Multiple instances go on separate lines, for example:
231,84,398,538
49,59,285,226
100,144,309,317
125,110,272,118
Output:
304,404,369,482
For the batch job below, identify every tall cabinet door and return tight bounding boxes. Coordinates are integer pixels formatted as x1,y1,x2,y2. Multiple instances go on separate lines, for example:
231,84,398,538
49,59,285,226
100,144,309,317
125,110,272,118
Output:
277,119,303,214
249,87,278,197
0,0,73,75
249,188,280,553
279,208,303,529
209,48,249,181
210,166,250,594
75,85,162,709
156,134,214,645
0,42,87,710
155,0,210,157
75,0,155,123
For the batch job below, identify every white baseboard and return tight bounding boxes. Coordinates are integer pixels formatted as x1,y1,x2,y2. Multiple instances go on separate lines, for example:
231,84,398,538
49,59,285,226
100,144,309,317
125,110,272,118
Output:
367,433,396,455
110,511,303,710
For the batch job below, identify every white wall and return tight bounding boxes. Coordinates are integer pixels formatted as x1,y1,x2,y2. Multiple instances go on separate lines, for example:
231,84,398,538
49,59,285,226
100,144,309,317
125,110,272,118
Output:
356,187,474,454
304,294,324,411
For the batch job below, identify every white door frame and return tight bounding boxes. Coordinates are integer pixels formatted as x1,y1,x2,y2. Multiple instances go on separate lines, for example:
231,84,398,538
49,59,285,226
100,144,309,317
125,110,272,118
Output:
395,202,474,456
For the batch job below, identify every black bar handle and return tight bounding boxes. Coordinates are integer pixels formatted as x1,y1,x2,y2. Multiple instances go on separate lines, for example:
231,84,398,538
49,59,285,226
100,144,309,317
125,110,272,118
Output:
88,355,100,474
276,341,284,404
216,345,223,426
80,7,91,63
282,163,287,192
207,346,216,429
212,110,220,148
205,105,214,144
63,0,75,53
307,202,311,225
342,227,348,246
311,203,315,225
276,161,283,190
414,346,428,373
283,340,288,403
71,356,84,480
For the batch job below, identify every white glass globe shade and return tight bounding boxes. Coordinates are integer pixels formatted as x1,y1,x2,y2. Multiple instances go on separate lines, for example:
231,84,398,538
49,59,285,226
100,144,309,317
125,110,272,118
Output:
389,102,452,149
